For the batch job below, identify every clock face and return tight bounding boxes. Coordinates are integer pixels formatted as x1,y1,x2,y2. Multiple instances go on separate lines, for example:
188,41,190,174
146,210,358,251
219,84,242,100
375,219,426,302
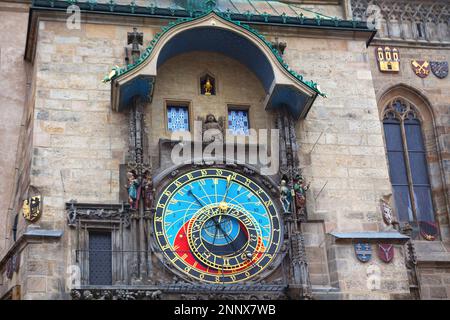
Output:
154,168,282,283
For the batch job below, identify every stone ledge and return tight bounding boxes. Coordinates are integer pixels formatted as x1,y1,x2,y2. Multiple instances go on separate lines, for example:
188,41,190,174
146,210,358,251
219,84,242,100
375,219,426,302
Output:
0,227,63,270
329,231,410,244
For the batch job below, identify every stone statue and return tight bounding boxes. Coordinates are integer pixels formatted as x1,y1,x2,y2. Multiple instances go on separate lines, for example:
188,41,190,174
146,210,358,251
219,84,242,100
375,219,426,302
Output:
279,179,292,214
201,114,224,143
142,170,154,211
126,170,140,209
293,173,310,219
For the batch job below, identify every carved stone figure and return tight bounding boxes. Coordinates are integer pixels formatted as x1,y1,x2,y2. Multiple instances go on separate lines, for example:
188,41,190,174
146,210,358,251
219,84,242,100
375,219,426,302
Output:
293,174,310,219
279,179,292,214
126,170,140,209
201,114,223,143
142,170,154,211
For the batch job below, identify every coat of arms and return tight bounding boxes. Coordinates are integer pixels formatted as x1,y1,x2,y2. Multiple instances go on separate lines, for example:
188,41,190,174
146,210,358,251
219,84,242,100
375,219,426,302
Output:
378,244,394,263
430,61,448,79
354,243,372,262
380,199,393,225
22,195,42,223
419,221,438,241
411,60,430,78
376,47,400,72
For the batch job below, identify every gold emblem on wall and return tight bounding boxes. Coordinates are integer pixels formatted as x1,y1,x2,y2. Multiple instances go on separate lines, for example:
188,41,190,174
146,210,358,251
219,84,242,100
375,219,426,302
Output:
22,196,42,223
376,47,400,72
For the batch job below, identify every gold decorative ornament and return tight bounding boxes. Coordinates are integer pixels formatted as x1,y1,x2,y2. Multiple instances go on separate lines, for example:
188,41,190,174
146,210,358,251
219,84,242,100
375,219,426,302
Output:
376,46,400,72
22,196,42,223
203,77,213,96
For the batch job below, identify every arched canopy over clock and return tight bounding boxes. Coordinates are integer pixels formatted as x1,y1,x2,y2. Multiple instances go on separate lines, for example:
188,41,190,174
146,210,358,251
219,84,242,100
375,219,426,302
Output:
153,167,283,284
108,11,323,119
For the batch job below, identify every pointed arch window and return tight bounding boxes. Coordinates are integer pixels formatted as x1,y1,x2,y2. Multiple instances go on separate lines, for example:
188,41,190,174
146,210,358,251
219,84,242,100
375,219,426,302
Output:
382,99,435,227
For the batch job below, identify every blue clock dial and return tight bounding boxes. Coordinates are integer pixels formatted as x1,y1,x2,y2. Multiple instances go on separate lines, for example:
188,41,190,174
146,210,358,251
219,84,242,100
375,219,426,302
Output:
154,168,282,283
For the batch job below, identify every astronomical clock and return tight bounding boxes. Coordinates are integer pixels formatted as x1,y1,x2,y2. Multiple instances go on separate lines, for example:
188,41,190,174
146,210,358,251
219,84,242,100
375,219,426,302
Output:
153,168,283,284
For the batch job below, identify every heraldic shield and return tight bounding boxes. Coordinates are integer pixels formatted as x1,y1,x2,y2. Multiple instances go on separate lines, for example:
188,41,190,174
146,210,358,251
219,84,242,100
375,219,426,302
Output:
378,244,394,263
430,61,449,79
354,243,372,262
411,60,430,78
22,195,42,223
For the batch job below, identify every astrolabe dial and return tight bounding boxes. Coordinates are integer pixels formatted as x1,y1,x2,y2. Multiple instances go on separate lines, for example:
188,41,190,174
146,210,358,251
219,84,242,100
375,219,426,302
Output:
153,168,282,283
187,203,263,271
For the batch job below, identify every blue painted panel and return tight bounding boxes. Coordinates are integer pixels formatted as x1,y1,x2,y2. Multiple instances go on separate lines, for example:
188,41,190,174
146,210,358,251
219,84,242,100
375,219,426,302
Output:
119,75,154,111
266,84,309,119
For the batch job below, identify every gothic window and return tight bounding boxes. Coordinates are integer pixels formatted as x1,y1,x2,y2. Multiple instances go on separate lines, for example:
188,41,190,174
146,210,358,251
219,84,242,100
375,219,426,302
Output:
88,231,112,286
382,99,435,228
228,108,250,135
167,104,190,132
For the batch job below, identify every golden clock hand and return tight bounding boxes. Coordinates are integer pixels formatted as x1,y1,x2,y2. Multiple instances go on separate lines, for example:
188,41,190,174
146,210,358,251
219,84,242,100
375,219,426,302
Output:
219,175,232,222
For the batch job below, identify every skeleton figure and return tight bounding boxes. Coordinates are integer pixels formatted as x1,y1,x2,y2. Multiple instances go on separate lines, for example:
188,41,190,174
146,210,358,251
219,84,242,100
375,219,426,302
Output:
142,170,154,211
279,179,292,214
202,114,223,143
293,173,310,219
126,171,140,209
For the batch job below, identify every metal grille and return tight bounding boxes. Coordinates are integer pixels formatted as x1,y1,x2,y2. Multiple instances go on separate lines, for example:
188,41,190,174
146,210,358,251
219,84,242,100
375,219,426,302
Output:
89,232,112,286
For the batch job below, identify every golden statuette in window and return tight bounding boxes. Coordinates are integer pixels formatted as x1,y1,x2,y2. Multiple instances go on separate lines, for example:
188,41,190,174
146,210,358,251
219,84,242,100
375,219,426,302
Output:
22,196,42,223
203,77,213,96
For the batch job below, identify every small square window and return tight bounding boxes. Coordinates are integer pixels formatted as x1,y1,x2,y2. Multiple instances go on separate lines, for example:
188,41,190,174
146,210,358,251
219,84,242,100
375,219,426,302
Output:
228,109,249,135
167,105,189,132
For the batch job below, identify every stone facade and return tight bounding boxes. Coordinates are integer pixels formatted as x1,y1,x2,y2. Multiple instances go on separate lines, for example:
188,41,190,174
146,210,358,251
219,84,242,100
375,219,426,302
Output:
0,0,448,300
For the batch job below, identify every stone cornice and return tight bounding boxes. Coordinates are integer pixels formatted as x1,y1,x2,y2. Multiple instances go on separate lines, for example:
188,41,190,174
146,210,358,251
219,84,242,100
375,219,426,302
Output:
0,227,63,271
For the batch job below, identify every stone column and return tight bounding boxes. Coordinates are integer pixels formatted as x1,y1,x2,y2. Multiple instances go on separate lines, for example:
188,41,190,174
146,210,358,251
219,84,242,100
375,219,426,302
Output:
276,110,312,299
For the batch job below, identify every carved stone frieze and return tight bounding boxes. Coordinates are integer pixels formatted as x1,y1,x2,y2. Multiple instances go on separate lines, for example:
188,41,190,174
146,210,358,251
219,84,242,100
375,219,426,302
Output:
66,200,131,228
351,0,450,42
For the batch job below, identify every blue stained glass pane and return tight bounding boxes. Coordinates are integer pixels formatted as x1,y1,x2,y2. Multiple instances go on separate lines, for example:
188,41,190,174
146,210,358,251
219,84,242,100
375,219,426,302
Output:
383,121,403,151
409,152,430,185
228,109,249,135
167,106,189,132
413,186,434,222
405,120,425,152
387,151,408,184
392,186,414,222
